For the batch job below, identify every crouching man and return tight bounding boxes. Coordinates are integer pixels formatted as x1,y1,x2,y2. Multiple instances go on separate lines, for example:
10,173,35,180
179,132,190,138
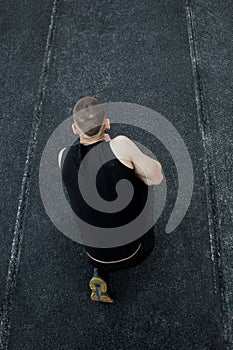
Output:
58,96,163,303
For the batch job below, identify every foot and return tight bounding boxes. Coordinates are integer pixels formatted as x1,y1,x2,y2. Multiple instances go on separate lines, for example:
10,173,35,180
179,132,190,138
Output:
89,268,113,303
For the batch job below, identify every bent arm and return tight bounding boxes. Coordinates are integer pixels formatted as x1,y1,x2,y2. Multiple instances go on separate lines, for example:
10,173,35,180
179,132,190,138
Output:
115,136,163,186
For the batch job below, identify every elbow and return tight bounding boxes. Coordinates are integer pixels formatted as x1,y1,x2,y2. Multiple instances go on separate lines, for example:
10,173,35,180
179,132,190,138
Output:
149,171,163,186
157,172,164,185
154,162,163,185
154,172,164,185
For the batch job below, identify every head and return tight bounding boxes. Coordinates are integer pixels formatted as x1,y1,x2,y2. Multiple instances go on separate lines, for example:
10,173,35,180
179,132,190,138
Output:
72,96,110,139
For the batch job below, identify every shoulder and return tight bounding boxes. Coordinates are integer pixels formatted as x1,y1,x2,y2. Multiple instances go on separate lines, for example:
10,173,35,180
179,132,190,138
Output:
112,135,131,141
110,135,139,156
110,135,134,152
109,135,135,169
110,135,133,147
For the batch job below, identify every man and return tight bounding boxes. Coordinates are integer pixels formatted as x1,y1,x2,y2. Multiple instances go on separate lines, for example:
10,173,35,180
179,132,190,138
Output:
58,96,163,303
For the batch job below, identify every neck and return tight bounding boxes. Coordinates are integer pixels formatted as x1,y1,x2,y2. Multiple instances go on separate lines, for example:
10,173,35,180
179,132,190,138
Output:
79,133,106,145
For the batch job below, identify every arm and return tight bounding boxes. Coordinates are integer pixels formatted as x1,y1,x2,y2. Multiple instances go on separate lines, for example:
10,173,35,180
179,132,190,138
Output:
57,147,67,169
114,135,163,186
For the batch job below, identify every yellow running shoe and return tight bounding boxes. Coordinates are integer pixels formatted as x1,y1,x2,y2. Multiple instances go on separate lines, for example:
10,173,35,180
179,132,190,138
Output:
89,268,113,303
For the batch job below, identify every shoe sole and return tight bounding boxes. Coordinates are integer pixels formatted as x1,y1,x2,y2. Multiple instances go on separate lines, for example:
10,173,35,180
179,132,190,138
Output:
89,277,113,303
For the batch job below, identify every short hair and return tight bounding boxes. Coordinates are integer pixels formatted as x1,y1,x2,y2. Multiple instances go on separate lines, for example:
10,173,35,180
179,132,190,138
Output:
72,96,106,137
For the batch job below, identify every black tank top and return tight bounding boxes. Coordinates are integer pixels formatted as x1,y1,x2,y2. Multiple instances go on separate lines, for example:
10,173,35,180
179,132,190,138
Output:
61,138,149,261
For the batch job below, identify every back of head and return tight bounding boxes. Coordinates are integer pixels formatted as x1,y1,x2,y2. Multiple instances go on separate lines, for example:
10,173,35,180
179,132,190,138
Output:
73,96,106,137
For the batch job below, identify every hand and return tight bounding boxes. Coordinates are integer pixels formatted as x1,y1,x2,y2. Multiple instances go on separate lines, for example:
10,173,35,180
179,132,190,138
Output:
104,133,111,142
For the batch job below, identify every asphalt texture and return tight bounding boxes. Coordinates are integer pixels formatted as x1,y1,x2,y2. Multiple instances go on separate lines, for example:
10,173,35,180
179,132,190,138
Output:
0,1,232,349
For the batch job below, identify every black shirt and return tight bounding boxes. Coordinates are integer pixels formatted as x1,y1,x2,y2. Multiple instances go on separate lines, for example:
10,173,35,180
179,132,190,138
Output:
61,138,150,262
